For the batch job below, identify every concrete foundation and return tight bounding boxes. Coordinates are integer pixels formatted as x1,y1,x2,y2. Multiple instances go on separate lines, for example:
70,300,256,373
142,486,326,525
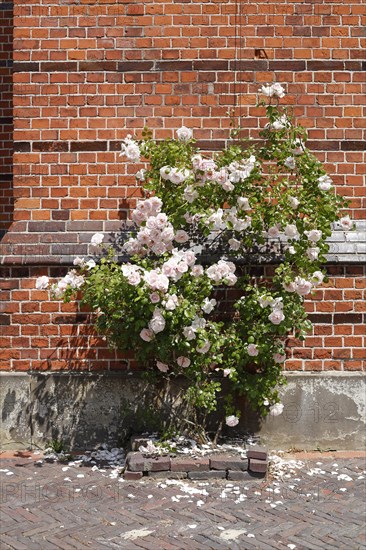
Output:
0,372,365,450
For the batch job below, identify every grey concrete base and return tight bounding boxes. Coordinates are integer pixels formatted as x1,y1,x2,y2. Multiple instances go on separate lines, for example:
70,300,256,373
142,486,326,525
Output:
0,372,365,451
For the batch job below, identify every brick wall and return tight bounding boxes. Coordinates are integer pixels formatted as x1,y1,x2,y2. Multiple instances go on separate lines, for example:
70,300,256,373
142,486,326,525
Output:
1,0,365,373
0,1,13,237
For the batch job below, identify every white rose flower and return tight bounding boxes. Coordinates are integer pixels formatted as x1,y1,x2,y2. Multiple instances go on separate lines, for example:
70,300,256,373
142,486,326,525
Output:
317,175,333,191
196,340,211,354
184,185,199,203
228,238,241,251
306,247,320,261
201,298,217,314
85,259,96,271
36,276,49,290
120,135,141,161
73,257,85,267
177,356,191,368
271,115,288,130
237,196,251,210
311,271,324,285
305,229,322,242
294,277,313,296
259,83,285,98
183,326,196,340
339,215,352,231
223,368,232,377
135,169,146,181
284,156,296,170
156,361,169,373
164,294,178,311
247,344,259,357
176,126,193,142
268,309,285,325
269,403,284,416
149,309,166,334
288,196,300,209
293,138,305,155
284,224,299,239
225,415,239,427
160,165,172,180
287,246,296,255
282,281,297,293
91,233,104,246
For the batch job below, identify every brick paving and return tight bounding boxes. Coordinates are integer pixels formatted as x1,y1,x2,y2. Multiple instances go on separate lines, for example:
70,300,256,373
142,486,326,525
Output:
0,453,365,549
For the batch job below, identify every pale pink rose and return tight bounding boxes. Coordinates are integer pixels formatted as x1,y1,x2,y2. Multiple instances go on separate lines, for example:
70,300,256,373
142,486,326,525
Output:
339,215,352,231
222,181,235,192
177,356,191,368
273,353,286,363
294,277,313,296
191,265,204,277
225,415,239,427
174,230,189,243
223,368,232,377
305,229,322,242
150,292,160,304
282,281,297,293
191,154,203,170
176,126,193,142
148,309,166,334
132,209,146,226
156,361,169,373
247,344,259,357
268,225,281,238
268,309,285,325
140,328,154,342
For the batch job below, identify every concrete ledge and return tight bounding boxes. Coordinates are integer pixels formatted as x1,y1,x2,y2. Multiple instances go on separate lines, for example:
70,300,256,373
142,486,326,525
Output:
0,372,365,450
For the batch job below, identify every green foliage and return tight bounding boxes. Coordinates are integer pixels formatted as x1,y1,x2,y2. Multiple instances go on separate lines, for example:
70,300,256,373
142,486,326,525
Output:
51,93,350,433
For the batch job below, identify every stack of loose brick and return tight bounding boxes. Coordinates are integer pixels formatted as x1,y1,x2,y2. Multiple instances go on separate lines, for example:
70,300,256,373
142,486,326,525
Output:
124,445,268,481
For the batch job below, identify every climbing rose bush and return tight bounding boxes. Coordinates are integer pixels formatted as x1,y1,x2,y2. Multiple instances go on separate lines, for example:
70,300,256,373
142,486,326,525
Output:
37,87,351,432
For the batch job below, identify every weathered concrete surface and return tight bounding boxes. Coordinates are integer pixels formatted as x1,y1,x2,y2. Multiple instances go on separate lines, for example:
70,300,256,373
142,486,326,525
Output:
0,372,365,450
259,372,366,450
0,373,31,449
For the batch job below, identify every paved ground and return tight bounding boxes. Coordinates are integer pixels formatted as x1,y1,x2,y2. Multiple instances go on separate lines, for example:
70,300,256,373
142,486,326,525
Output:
1,452,365,550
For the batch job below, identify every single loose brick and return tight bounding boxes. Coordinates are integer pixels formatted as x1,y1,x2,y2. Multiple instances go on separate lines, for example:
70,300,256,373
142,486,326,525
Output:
209,455,248,471
170,458,209,472
188,470,226,480
246,446,268,461
124,471,143,480
249,459,268,474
